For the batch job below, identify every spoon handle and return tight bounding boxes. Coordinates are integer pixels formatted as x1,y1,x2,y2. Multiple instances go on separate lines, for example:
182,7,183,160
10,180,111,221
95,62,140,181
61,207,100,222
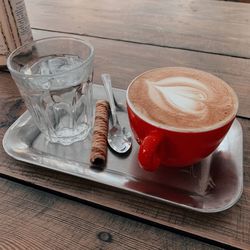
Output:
102,73,118,126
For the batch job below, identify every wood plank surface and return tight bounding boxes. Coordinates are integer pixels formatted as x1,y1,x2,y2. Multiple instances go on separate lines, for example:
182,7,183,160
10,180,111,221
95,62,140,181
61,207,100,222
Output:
32,29,250,119
25,0,250,58
0,72,249,249
0,178,224,250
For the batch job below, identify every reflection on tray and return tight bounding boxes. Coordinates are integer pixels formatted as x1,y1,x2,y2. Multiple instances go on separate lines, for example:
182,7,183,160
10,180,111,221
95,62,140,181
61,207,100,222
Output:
125,150,239,209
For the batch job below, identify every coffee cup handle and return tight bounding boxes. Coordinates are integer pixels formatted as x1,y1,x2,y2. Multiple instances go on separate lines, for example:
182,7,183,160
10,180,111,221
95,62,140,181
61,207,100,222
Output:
138,134,162,171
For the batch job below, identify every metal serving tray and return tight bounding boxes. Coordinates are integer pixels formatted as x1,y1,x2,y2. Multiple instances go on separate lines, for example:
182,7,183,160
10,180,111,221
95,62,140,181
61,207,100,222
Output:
3,84,243,213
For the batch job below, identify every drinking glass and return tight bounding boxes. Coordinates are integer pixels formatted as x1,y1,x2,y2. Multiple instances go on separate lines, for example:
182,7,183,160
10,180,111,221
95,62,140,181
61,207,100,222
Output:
7,36,94,145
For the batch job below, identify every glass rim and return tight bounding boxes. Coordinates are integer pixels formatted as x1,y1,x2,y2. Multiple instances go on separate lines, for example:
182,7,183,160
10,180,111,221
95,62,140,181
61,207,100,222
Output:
7,36,94,78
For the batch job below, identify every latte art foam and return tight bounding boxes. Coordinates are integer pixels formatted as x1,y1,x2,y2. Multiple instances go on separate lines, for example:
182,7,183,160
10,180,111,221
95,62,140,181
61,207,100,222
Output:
128,67,238,131
146,77,209,116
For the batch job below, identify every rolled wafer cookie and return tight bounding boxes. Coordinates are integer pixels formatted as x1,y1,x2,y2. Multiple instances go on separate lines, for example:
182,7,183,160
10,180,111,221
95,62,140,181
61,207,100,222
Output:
90,100,109,166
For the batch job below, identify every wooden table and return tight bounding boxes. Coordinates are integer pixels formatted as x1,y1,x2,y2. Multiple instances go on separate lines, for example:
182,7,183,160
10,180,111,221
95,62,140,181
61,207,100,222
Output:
1,0,250,249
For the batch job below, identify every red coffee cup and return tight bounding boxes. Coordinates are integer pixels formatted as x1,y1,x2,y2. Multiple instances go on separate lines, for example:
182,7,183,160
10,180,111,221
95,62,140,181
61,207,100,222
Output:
126,67,238,171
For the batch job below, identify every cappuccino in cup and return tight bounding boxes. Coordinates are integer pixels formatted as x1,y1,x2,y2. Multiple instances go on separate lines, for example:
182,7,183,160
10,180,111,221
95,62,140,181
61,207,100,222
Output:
128,67,238,132
127,67,238,171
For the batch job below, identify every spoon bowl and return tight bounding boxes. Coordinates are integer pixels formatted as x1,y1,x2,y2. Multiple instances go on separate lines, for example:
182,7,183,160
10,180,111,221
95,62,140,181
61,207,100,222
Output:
108,126,132,154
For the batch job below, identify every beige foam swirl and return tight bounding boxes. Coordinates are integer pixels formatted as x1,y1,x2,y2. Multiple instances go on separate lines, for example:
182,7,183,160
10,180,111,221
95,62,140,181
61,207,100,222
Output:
146,77,209,116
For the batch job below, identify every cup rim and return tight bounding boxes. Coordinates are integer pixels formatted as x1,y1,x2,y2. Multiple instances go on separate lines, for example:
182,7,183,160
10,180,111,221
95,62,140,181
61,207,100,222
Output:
126,67,239,133
7,36,94,78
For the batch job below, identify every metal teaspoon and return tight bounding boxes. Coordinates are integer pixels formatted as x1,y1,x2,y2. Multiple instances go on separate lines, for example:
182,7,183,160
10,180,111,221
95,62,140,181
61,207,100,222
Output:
102,73,132,154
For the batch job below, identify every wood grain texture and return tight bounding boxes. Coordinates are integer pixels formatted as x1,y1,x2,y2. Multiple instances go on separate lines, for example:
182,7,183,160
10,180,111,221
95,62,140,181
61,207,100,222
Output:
0,178,225,250
0,72,249,249
25,0,250,58
32,30,250,119
0,72,25,128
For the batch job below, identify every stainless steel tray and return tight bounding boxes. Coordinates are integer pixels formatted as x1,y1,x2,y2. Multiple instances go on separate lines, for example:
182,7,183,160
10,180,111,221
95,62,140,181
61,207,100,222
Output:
3,84,243,213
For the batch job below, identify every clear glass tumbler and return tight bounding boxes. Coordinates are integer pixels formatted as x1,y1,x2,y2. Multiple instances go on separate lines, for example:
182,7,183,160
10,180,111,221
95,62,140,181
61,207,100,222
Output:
7,37,94,145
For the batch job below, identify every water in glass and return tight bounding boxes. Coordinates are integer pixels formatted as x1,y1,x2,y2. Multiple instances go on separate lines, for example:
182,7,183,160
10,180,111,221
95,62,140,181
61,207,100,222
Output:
20,55,93,145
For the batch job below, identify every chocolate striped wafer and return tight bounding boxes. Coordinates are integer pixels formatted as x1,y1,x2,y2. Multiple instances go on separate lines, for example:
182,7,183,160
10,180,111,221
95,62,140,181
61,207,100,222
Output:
90,100,109,166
